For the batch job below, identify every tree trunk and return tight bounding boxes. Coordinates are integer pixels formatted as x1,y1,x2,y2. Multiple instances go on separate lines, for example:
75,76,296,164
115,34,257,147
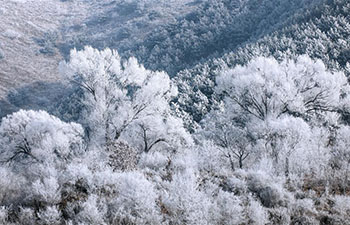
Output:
285,156,290,178
239,156,243,169
229,156,235,172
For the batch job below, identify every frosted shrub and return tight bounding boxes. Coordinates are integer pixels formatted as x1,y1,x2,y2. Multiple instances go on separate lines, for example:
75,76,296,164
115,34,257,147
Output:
196,140,228,174
18,207,35,225
246,197,269,225
227,175,248,195
213,190,244,224
32,176,60,204
171,148,198,173
109,171,161,225
0,207,8,224
288,198,317,224
138,151,169,171
246,171,286,208
0,167,27,206
37,206,61,225
333,195,350,218
268,207,291,225
76,195,107,225
63,162,93,187
107,141,138,171
161,170,212,225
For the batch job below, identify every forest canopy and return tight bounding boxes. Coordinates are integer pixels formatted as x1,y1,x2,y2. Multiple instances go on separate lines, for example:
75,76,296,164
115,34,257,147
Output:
1,47,350,224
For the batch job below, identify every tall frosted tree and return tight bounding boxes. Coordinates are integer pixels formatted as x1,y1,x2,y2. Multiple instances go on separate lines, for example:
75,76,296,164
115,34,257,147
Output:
202,55,350,173
216,55,350,123
0,109,84,168
60,46,192,152
0,110,85,213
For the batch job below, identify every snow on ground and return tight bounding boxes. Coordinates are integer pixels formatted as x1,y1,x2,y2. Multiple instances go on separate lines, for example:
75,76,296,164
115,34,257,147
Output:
0,0,199,98
0,0,88,97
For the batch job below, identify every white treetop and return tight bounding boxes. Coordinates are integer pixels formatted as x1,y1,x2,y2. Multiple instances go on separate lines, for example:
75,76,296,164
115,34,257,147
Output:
216,55,350,122
0,109,84,167
60,46,192,151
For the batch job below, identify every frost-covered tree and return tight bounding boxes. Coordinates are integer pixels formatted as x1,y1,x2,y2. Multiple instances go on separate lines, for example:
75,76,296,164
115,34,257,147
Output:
199,107,255,171
201,55,350,176
216,55,349,123
60,46,192,152
0,110,86,223
327,124,350,194
253,115,313,177
0,109,84,167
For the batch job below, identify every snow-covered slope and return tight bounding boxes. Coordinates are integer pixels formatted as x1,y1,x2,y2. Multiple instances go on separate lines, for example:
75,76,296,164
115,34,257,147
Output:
0,0,89,97
0,0,198,98
59,0,201,55
0,0,200,118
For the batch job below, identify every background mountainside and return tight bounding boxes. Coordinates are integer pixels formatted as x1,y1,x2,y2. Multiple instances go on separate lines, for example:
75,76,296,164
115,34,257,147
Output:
173,0,350,128
0,0,198,117
1,0,350,121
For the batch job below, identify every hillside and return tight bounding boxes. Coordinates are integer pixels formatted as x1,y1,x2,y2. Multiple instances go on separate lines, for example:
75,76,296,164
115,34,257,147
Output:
173,0,350,129
0,0,200,117
0,0,89,97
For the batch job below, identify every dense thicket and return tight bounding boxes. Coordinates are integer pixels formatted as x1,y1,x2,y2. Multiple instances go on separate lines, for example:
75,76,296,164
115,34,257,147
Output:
1,47,350,224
